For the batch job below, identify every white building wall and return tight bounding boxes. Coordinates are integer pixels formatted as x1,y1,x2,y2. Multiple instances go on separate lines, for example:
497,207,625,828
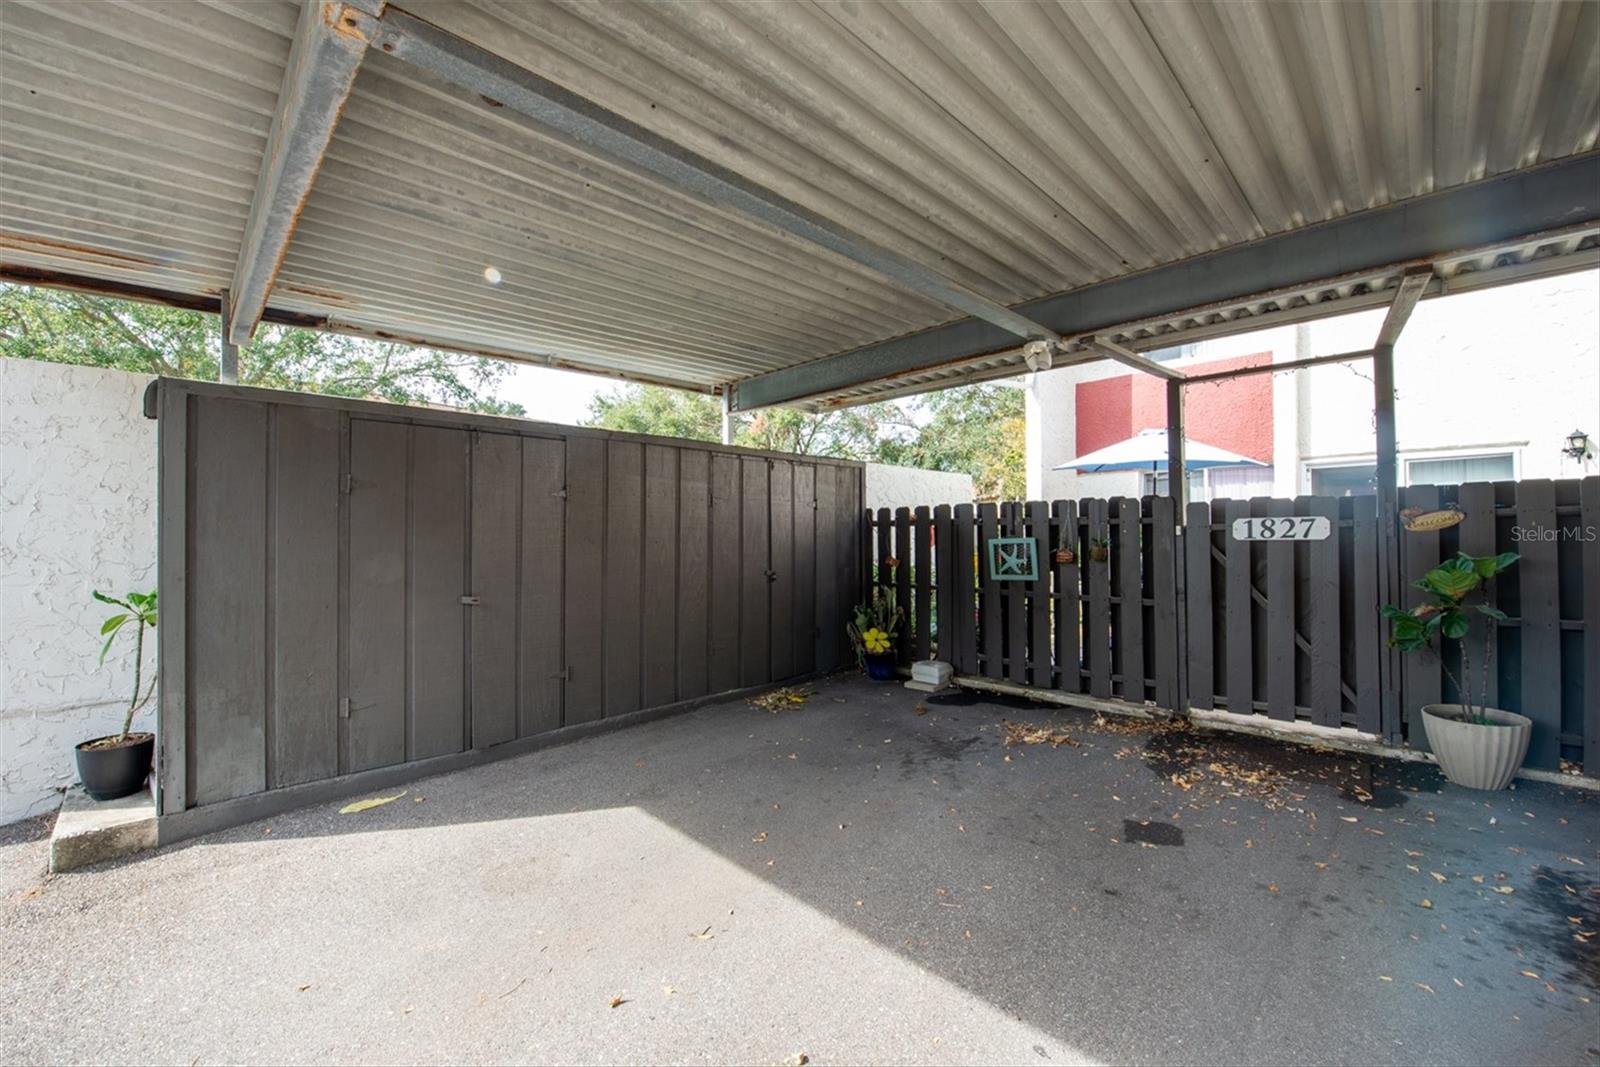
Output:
1290,271,1600,488
863,462,973,513
1027,325,1298,503
1025,271,1600,501
1,359,157,825
864,460,972,515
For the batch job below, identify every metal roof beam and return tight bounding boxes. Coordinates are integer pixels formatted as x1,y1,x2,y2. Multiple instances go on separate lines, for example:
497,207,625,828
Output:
373,6,1057,346
227,0,383,346
729,152,1600,411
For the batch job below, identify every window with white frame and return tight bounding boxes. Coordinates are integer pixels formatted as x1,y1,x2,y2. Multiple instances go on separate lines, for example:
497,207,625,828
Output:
1310,463,1378,496
1406,453,1515,486
1143,465,1274,501
1143,470,1205,498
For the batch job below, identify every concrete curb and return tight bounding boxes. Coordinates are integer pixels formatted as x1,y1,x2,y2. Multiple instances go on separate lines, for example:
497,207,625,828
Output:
49,786,156,873
948,673,1600,794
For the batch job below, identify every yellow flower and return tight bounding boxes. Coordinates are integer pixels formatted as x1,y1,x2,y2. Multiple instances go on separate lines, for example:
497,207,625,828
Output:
862,627,891,655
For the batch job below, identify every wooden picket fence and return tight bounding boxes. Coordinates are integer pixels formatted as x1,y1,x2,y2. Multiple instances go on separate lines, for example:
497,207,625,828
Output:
865,476,1600,773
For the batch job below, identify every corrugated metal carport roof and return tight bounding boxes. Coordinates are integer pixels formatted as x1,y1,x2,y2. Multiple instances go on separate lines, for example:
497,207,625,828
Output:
2,0,1598,405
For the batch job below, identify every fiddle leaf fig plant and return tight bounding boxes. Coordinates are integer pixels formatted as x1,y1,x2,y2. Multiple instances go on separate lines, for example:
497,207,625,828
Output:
1382,552,1516,725
92,589,158,744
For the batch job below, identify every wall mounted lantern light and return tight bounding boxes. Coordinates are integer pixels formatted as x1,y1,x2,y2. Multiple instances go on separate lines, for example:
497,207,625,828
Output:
1563,429,1592,460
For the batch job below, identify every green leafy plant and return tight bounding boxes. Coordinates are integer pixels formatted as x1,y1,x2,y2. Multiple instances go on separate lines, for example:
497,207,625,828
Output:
1382,552,1517,725
1088,536,1110,563
847,585,904,666
92,589,158,745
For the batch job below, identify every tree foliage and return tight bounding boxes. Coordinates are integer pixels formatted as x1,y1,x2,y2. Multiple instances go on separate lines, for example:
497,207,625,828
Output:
1,282,1027,494
584,381,1024,499
880,385,1026,500
0,284,525,415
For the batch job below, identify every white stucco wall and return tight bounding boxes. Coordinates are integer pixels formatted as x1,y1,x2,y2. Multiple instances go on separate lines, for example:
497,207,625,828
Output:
1,359,157,824
1026,271,1600,498
1290,271,1600,486
863,462,973,513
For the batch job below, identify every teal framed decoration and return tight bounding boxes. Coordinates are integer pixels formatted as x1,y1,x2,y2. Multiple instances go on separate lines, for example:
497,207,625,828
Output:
986,537,1038,581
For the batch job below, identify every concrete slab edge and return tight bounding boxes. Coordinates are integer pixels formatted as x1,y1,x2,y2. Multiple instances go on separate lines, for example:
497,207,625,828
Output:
949,673,1600,794
49,786,157,873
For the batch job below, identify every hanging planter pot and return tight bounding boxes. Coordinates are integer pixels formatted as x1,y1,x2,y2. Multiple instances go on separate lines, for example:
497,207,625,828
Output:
1088,538,1110,563
1052,547,1075,565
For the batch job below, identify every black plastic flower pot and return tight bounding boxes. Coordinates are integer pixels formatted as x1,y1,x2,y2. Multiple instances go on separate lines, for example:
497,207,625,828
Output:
74,732,154,802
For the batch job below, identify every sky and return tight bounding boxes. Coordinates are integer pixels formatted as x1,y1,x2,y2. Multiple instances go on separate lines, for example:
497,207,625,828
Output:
496,362,620,426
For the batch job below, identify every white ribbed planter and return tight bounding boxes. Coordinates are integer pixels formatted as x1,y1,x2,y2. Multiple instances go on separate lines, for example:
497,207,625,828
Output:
1421,704,1532,790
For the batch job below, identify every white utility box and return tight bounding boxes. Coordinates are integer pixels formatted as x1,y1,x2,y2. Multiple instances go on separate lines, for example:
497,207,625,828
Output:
905,660,953,693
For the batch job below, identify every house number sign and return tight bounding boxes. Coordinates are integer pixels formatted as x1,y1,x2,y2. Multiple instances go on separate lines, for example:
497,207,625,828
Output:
1230,516,1332,541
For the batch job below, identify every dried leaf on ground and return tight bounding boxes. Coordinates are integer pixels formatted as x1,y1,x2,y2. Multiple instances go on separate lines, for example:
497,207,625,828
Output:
751,686,813,713
339,790,406,814
1170,768,1203,790
1001,720,1079,748
609,995,627,1008
690,927,715,941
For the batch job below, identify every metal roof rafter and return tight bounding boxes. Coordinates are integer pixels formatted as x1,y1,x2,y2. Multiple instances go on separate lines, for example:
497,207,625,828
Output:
1375,266,1433,348
227,0,384,346
371,5,1059,347
1080,335,1185,381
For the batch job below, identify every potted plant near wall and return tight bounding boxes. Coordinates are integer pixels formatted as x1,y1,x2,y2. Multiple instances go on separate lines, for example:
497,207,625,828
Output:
77,589,158,801
1383,552,1527,790
848,585,904,681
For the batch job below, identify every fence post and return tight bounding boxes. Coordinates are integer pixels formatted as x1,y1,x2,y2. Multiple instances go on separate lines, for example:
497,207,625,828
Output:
933,504,953,663
1373,341,1404,743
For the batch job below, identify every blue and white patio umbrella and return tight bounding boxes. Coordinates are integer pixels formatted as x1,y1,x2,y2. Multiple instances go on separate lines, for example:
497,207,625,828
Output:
1053,428,1267,472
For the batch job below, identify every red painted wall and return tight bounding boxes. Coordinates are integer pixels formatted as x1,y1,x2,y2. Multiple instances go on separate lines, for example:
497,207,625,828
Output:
1075,352,1273,462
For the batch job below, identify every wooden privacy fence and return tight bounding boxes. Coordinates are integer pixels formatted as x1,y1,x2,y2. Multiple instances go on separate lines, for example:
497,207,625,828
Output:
866,476,1599,773
155,379,864,828
870,498,1181,708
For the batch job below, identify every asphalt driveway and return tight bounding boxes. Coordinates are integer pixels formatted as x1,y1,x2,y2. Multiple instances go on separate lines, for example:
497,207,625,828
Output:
2,677,1595,1065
